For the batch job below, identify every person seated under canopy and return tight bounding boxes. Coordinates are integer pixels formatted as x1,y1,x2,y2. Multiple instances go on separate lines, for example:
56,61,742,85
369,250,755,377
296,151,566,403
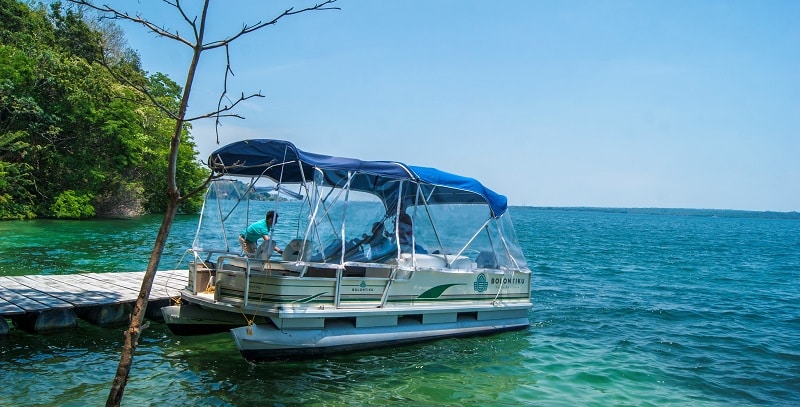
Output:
344,221,394,262
395,212,427,254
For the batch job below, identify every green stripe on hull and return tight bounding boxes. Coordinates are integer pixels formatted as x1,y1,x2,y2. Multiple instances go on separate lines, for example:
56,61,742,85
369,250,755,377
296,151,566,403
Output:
417,284,464,299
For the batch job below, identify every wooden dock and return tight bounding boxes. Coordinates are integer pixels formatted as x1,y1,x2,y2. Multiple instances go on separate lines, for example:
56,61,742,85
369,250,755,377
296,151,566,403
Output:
0,270,187,334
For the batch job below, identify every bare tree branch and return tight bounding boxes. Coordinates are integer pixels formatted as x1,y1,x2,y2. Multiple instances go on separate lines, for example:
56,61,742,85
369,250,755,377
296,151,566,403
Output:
201,1,340,51
165,0,200,41
188,92,265,122
177,171,222,203
72,0,196,47
213,43,235,142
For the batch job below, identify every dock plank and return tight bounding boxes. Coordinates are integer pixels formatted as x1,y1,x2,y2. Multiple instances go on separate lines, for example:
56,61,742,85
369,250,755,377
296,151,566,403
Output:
16,275,112,307
72,273,141,300
0,276,73,312
82,272,156,301
0,298,25,315
0,279,28,314
37,274,128,306
0,270,189,318
151,270,187,298
13,276,90,307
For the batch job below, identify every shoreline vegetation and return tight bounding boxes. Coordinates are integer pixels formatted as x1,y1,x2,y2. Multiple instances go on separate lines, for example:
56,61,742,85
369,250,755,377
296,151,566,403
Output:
2,205,797,222
0,0,208,221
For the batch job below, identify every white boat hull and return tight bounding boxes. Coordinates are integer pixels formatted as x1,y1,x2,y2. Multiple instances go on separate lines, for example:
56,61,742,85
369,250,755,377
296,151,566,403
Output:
231,313,530,361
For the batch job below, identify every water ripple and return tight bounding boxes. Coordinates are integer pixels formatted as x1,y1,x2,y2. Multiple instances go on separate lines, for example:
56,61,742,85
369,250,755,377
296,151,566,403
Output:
2,208,799,405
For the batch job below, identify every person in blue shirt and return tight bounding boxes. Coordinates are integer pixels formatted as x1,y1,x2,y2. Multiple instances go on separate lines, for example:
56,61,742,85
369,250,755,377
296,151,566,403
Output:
239,210,283,257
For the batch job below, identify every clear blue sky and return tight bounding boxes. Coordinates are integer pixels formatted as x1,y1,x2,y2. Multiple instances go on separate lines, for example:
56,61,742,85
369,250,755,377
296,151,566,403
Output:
114,1,799,212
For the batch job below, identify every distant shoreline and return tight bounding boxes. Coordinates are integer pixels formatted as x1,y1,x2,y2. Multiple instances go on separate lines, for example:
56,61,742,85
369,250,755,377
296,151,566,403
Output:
514,206,800,220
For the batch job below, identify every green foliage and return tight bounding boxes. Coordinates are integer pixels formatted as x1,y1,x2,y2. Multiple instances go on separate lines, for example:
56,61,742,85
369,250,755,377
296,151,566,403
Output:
134,75,209,215
0,98,37,219
0,0,208,219
0,131,36,219
207,179,278,202
49,2,104,63
0,0,54,50
50,190,96,219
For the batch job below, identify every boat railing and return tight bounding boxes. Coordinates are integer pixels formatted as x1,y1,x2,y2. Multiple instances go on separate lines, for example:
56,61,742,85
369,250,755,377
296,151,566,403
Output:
333,267,343,307
211,252,494,309
190,248,238,265
216,254,300,307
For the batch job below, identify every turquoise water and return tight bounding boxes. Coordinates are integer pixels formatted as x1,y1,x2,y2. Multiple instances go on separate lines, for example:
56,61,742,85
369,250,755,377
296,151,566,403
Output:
1,208,799,406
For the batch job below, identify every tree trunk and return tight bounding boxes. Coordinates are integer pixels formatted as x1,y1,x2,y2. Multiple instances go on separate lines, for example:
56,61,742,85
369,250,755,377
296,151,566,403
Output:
105,199,179,406
106,5,207,405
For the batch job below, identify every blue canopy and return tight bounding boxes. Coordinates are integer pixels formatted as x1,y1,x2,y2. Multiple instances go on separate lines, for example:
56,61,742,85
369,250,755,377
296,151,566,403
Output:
209,139,508,217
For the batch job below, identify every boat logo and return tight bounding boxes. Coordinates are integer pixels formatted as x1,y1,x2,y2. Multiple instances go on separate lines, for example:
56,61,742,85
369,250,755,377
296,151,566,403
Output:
351,280,374,292
474,273,488,292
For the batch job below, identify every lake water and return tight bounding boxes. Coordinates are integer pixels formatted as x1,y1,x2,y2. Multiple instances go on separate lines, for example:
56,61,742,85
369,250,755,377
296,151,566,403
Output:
1,207,799,406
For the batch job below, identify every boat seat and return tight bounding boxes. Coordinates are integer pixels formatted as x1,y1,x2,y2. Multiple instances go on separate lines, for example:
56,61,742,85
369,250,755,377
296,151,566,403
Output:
282,239,314,261
395,253,445,268
308,239,346,262
475,251,497,268
253,240,276,260
436,254,474,270
392,253,474,269
226,256,267,271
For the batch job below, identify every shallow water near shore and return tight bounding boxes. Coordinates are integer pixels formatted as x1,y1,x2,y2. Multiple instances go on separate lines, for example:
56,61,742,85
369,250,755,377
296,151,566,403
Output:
1,207,799,405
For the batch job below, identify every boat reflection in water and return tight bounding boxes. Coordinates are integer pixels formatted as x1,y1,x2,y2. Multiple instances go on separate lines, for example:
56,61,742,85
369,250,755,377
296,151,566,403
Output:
161,139,532,362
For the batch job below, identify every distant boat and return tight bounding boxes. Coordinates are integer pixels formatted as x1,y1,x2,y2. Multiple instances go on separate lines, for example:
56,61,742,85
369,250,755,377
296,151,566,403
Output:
161,139,532,361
